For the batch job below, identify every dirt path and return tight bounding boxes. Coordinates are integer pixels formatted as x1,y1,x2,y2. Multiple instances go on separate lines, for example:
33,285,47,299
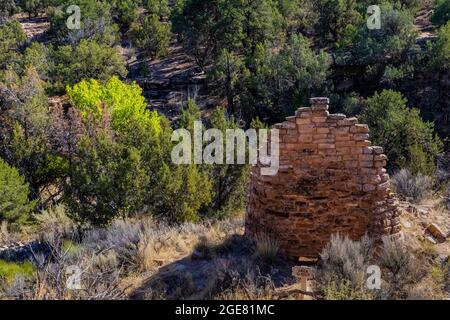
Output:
415,0,436,39
15,13,50,42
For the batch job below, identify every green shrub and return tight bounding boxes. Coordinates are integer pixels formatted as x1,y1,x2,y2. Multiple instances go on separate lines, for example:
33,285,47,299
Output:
51,40,127,88
48,0,119,45
431,0,450,28
429,21,450,72
0,158,35,227
130,14,171,58
0,19,26,70
0,260,36,285
360,90,443,174
65,132,149,226
323,280,373,300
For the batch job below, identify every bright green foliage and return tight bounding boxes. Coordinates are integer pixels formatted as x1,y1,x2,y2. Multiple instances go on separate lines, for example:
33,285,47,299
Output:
48,0,119,45
0,260,36,284
130,14,171,58
66,79,213,224
67,77,162,145
431,0,450,27
0,158,35,226
0,19,27,71
65,132,149,226
51,40,127,88
360,90,443,175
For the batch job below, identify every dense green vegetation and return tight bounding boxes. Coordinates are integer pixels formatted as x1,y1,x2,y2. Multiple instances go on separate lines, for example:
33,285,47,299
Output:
0,0,449,229
0,157,35,227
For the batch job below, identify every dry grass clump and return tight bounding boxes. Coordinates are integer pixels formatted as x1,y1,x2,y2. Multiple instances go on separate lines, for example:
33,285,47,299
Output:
377,237,426,299
215,270,276,300
0,214,246,300
205,257,276,300
253,233,280,262
315,233,450,300
391,169,433,203
1,234,125,300
34,204,77,239
315,234,373,300
444,184,450,209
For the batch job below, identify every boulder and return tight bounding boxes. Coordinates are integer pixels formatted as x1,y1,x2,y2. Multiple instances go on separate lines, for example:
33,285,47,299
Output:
426,223,447,243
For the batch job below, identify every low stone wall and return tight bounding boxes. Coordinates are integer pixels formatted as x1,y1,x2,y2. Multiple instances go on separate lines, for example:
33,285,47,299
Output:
246,97,402,259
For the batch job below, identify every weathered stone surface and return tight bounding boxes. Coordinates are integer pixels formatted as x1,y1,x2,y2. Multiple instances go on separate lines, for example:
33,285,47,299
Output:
426,223,447,243
245,97,402,259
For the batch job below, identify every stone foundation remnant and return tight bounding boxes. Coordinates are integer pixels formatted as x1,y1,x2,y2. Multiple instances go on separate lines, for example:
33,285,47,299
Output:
246,97,402,259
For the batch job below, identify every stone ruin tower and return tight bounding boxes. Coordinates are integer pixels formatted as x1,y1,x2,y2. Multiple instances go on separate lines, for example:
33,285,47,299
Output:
246,97,402,259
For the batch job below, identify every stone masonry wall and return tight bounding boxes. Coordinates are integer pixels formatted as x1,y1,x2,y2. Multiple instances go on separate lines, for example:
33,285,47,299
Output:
245,97,402,259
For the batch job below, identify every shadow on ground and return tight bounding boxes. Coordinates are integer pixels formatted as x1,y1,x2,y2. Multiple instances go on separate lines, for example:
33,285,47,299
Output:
131,234,297,300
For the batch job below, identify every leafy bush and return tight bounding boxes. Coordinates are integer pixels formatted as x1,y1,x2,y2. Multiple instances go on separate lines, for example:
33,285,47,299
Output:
130,14,171,58
431,0,450,28
66,78,214,224
0,19,26,70
48,0,119,45
0,0,17,17
336,2,417,86
172,0,283,68
0,67,54,201
204,106,249,217
0,158,35,227
23,42,50,79
391,169,433,202
65,132,149,226
51,40,127,88
111,0,139,31
66,76,163,146
240,35,330,120
360,90,443,175
429,21,450,72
